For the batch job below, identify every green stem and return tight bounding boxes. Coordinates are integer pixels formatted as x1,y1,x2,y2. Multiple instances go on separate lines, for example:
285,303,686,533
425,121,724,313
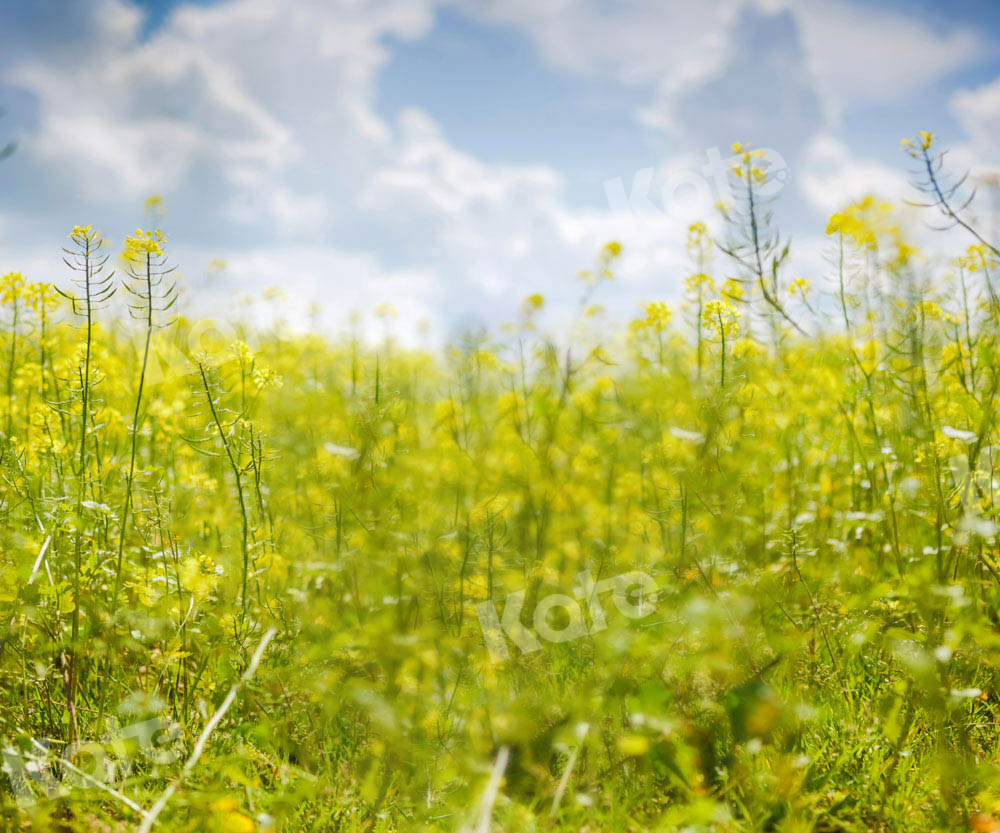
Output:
112,253,153,616
199,363,250,625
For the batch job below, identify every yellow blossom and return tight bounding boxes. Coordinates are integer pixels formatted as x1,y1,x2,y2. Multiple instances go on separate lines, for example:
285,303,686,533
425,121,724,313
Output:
702,298,740,338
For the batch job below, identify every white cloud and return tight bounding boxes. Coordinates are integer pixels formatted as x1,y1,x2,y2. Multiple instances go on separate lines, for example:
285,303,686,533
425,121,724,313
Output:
951,77,1000,165
1,0,437,224
463,0,737,133
365,108,564,223
0,0,993,339
798,135,908,214
787,0,988,118
945,77,1000,247
1,0,696,334
464,0,988,135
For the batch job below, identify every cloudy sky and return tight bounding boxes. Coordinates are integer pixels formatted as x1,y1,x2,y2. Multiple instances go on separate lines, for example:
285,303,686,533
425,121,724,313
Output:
0,0,998,340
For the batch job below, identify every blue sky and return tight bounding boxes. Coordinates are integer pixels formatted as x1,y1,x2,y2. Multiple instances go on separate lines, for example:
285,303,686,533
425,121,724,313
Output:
0,0,998,340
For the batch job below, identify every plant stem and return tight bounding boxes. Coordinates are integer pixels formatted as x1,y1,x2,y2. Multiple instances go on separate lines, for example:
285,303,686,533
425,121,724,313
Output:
111,253,154,616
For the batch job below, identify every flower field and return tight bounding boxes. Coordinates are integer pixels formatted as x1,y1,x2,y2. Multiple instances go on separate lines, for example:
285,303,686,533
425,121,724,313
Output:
3,137,1000,832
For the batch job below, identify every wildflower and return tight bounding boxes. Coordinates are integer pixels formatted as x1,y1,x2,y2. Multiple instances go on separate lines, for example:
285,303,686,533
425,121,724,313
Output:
687,221,711,258
25,282,59,312
731,339,763,359
252,366,283,390
787,277,812,299
825,195,895,250
618,735,650,756
702,299,740,338
433,398,461,426
580,241,622,286
179,555,220,598
603,240,622,259
70,224,94,239
915,300,942,321
123,228,165,260
643,301,672,331
956,243,996,272
231,341,255,364
210,797,256,832
0,272,24,304
144,194,164,219
523,293,544,311
721,277,745,301
686,272,715,294
901,131,934,158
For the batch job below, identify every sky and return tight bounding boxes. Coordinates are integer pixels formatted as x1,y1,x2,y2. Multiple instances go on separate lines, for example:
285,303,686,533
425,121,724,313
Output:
0,0,998,342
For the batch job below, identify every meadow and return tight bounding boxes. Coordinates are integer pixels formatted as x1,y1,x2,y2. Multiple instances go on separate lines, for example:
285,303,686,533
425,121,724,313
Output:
2,135,1000,832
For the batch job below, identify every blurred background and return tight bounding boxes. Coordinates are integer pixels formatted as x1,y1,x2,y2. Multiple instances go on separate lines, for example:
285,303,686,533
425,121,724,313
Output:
0,0,997,341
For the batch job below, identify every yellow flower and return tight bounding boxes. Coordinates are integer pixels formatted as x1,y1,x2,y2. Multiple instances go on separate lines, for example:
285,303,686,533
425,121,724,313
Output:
702,299,740,338
787,277,812,298
144,194,164,217
252,366,283,390
826,195,895,250
210,797,240,813
210,797,256,832
224,813,256,833
26,282,60,312
231,341,255,364
902,132,934,157
955,243,996,273
643,301,672,331
0,272,24,305
731,339,763,359
686,272,715,294
721,277,745,301
687,221,711,259
523,293,544,311
123,228,165,260
913,300,942,321
179,555,220,598
618,734,650,756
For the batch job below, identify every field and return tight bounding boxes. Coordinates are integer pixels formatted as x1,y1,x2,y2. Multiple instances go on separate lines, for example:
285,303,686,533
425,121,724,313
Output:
3,137,1000,832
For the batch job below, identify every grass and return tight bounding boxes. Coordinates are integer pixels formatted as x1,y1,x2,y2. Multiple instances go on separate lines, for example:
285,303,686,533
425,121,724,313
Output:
2,136,1000,832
